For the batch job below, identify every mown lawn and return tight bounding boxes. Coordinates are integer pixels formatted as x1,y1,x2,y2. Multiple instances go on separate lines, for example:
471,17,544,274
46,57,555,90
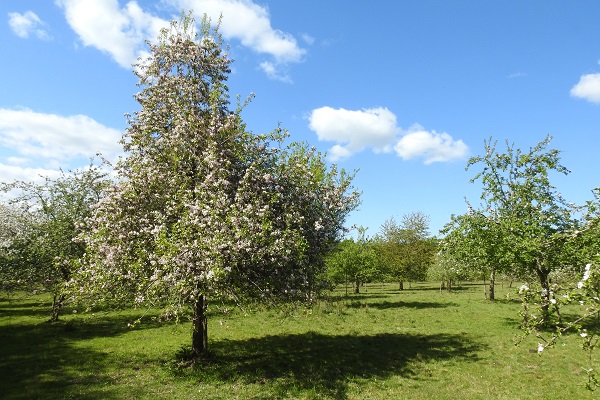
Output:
0,282,596,399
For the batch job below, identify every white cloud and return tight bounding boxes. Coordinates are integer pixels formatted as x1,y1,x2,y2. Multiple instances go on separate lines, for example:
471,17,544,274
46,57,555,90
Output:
0,164,62,186
308,106,468,163
56,0,167,68
394,127,469,164
0,108,122,165
57,0,305,79
570,73,600,104
8,11,51,40
175,0,305,63
308,107,399,160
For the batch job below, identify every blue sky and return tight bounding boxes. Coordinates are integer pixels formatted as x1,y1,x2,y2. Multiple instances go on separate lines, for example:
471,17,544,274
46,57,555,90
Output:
1,0,599,237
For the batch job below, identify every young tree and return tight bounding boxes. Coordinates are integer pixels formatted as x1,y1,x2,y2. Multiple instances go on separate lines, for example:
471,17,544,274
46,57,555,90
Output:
440,207,512,300
326,228,381,295
71,15,359,357
428,250,476,292
464,136,577,310
0,165,108,320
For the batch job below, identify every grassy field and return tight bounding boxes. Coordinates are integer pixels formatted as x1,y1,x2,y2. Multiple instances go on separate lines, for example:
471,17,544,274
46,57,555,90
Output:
0,282,597,399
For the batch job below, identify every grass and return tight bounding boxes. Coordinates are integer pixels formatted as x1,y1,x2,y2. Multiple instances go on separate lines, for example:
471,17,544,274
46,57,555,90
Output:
0,282,597,399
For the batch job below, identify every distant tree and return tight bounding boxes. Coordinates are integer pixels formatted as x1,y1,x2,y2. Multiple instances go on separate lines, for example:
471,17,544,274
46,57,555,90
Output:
70,15,359,357
440,207,512,300
0,203,38,292
428,250,476,292
378,212,436,290
0,164,108,320
326,228,381,295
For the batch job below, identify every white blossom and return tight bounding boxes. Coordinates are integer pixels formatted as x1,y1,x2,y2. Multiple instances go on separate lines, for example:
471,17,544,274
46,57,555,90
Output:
518,284,529,294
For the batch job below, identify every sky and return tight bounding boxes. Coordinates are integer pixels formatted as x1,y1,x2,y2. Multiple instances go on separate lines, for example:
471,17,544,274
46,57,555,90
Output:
1,0,600,237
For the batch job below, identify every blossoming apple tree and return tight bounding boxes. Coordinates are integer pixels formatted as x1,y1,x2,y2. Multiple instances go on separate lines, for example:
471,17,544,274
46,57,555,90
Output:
0,164,108,320
70,15,359,356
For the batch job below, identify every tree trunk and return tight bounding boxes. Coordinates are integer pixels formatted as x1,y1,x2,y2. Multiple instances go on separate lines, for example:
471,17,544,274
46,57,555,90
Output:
483,274,487,299
192,295,208,356
489,268,495,301
399,281,404,291
344,271,349,296
354,280,360,294
537,266,551,323
50,294,65,322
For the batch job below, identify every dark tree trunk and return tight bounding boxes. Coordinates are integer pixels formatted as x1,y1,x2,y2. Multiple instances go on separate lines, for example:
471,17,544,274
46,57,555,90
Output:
537,266,551,323
50,264,71,322
354,280,360,294
489,268,495,301
192,295,208,356
399,281,404,291
50,294,65,322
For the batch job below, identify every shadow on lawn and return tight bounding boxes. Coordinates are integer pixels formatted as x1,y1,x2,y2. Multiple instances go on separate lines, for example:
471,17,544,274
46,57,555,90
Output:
325,294,389,302
0,311,163,400
185,331,483,399
346,300,458,310
0,299,55,319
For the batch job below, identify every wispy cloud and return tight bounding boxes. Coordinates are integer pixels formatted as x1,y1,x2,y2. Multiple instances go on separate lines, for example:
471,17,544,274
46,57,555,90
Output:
300,33,315,45
570,73,600,104
507,72,527,79
308,106,468,163
259,61,292,83
8,11,51,40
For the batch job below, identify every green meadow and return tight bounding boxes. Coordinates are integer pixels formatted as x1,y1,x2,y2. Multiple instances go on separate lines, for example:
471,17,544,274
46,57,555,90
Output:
1,282,596,400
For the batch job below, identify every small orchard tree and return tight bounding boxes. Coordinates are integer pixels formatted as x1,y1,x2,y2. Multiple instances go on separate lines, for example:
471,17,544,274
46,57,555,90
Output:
378,212,436,290
326,228,381,295
428,250,476,292
71,15,359,357
463,136,578,310
0,165,108,320
440,207,513,300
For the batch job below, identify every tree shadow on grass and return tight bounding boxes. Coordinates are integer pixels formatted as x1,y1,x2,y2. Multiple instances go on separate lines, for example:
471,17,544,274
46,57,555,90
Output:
0,298,55,319
346,300,459,310
0,311,165,400
325,294,390,302
407,285,473,292
183,331,483,399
